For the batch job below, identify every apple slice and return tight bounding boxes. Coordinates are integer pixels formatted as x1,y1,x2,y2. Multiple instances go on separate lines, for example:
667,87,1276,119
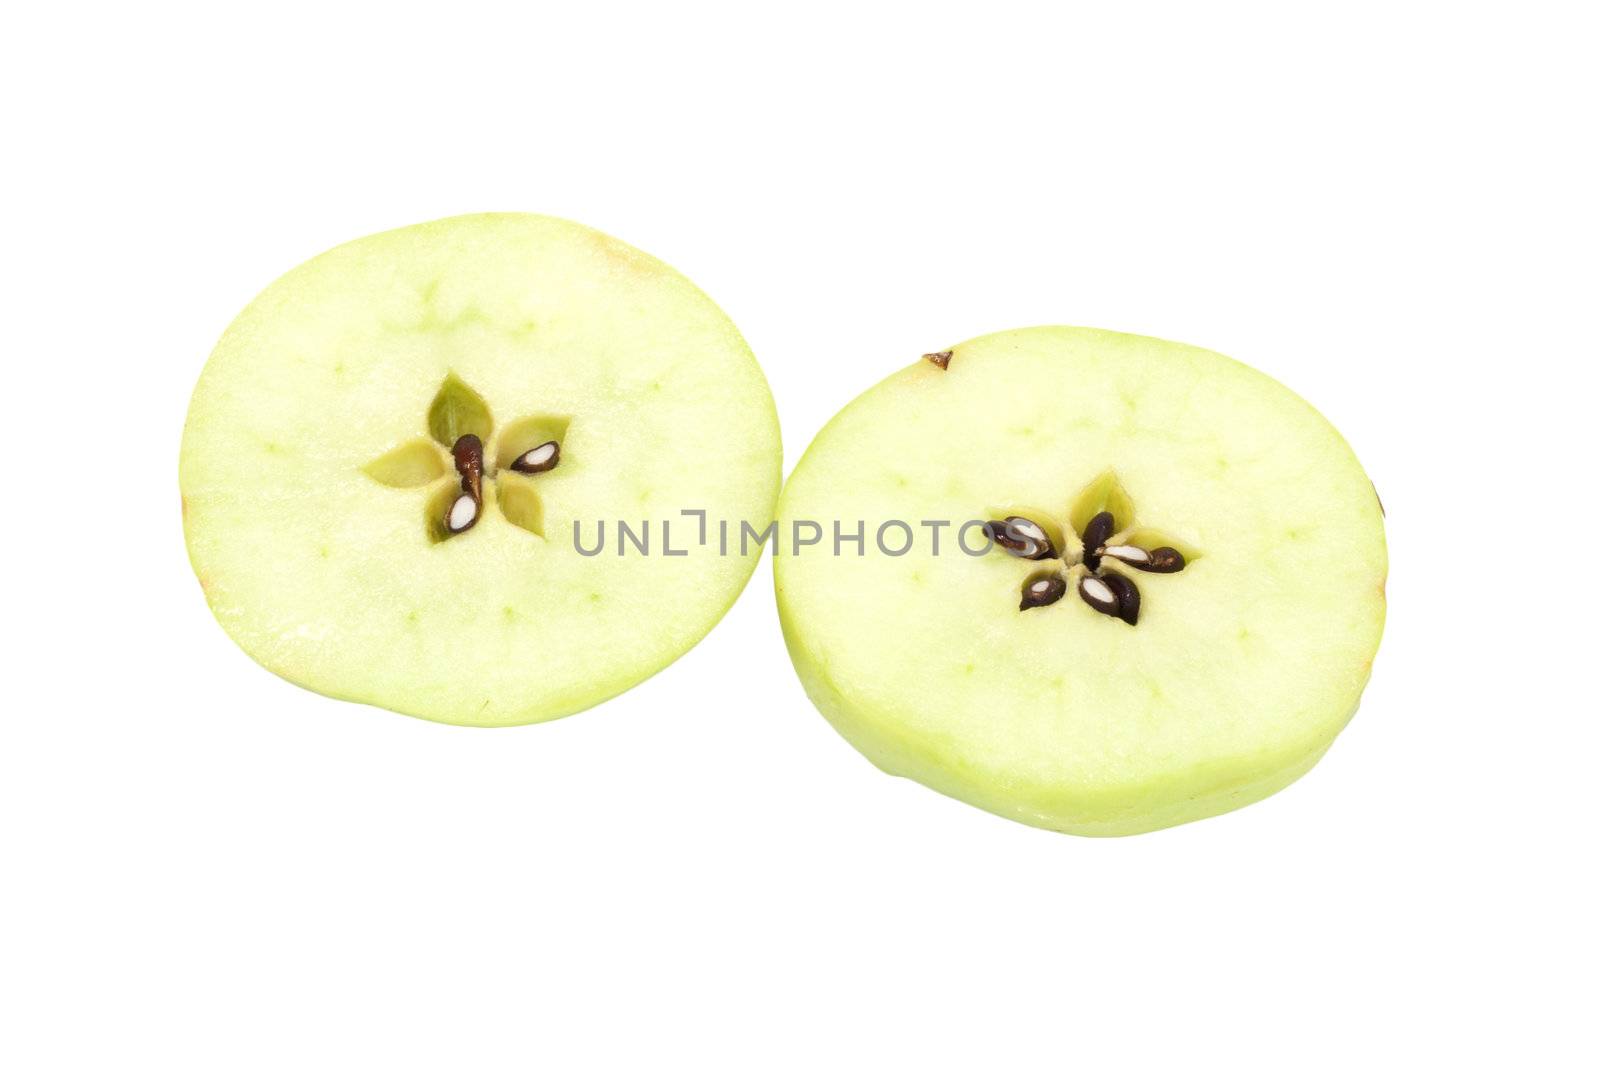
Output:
181,213,780,726
775,327,1386,835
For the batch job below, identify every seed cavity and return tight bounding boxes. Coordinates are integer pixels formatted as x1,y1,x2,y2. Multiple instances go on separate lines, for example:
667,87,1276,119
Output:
510,440,560,474
497,478,545,538
977,469,1194,625
923,350,952,370
373,376,566,544
496,415,570,472
363,439,448,488
1068,471,1135,542
428,373,494,448
1020,573,1067,611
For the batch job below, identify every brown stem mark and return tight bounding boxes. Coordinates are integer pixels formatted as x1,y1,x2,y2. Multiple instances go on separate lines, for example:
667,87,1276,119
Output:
447,434,485,533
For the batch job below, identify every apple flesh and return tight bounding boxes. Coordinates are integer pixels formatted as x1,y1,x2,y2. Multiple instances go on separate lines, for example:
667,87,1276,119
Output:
181,213,781,726
775,327,1386,835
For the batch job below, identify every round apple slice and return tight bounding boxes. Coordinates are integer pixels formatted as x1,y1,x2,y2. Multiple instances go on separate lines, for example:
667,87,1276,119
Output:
181,214,780,726
776,327,1386,835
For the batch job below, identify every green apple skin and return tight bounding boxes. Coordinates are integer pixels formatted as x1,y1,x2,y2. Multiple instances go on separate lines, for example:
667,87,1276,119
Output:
780,646,1344,836
775,327,1386,836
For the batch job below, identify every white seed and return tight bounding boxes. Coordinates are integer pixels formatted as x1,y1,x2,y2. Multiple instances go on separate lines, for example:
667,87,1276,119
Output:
1030,579,1052,593
1010,518,1047,542
1081,576,1116,604
447,494,479,531
1100,544,1151,564
519,442,557,468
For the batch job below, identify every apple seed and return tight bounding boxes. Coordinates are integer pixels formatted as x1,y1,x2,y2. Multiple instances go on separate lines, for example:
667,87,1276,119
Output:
1099,543,1150,566
1099,570,1141,625
1008,517,1048,545
977,479,1186,622
1077,575,1121,616
452,433,485,502
510,441,561,474
1081,511,1114,568
981,520,1028,556
1123,546,1185,573
447,493,480,533
983,517,1057,560
1020,573,1067,611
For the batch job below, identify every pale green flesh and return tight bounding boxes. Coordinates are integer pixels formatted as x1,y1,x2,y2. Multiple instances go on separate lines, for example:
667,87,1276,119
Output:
182,214,781,726
776,327,1386,835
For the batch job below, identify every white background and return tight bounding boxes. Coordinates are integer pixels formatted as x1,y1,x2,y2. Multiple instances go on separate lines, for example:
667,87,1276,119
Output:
5,3,1596,1063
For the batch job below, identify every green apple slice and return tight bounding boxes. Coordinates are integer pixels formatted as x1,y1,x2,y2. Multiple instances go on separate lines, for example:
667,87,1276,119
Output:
181,213,780,726
776,327,1386,835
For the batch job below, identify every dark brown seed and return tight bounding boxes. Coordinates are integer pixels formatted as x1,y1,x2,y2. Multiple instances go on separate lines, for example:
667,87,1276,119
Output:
1020,574,1067,611
510,440,561,474
452,434,484,502
1081,511,1114,568
982,518,1055,560
1124,546,1185,573
1098,571,1141,625
1077,575,1122,618
923,350,952,370
982,520,1027,554
1004,516,1057,559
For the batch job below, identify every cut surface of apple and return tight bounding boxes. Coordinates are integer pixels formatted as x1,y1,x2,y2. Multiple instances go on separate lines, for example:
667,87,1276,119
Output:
182,214,780,726
776,327,1385,835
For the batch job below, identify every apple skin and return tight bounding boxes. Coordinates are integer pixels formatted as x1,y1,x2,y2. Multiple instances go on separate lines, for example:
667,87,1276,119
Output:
776,624,1350,836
